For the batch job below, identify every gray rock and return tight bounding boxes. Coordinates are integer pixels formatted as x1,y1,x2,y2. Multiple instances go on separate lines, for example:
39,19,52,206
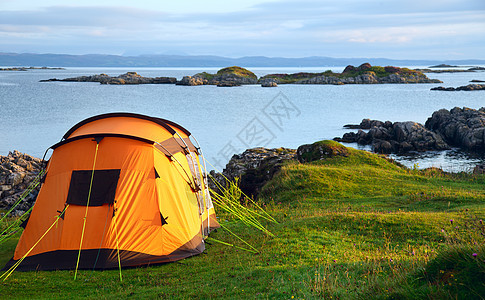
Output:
335,119,449,153
210,147,296,199
372,140,393,154
0,151,43,214
261,78,278,87
425,107,485,150
431,84,485,91
176,75,206,86
41,72,177,85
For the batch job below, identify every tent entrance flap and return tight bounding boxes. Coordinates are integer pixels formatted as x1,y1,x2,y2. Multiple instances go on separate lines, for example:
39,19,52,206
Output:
66,169,121,206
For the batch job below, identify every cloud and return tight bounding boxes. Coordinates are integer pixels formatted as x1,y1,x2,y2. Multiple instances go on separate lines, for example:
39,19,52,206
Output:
0,0,484,59
0,6,167,27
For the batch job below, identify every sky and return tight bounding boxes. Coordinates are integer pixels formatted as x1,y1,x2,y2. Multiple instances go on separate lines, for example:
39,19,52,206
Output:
1,0,484,59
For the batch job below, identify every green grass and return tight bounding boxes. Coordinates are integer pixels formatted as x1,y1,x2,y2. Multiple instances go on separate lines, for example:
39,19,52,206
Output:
1,142,484,299
216,66,257,79
195,66,257,81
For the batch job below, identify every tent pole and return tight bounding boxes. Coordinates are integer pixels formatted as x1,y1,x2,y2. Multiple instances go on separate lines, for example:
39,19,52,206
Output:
74,142,100,280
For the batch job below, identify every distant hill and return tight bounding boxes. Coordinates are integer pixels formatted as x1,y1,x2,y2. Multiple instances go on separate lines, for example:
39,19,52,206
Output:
0,52,484,67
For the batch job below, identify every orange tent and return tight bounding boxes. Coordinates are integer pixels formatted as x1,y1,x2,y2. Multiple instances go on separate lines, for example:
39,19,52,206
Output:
4,113,219,271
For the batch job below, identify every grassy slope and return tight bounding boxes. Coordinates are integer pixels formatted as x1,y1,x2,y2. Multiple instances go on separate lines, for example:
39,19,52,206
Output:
1,142,484,299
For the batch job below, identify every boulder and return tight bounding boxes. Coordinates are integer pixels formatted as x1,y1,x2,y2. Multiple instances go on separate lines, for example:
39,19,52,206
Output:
210,148,296,199
335,119,450,153
297,140,349,163
393,122,448,151
425,107,485,150
372,140,393,154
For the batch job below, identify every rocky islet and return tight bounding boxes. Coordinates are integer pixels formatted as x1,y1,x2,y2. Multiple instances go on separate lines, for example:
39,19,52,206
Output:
40,72,177,85
40,63,443,87
430,84,485,91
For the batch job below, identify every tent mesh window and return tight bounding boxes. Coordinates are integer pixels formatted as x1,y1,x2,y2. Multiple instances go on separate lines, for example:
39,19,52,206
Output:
66,169,121,206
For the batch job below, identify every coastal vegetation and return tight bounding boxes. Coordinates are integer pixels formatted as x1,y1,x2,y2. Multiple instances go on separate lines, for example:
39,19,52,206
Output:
1,141,484,299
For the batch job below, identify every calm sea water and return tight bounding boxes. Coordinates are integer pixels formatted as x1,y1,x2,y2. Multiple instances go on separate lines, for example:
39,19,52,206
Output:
1,67,484,172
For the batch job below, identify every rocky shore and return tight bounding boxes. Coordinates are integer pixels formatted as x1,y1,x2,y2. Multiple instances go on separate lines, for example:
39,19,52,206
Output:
335,120,449,154
335,107,485,154
40,64,442,87
0,151,43,216
430,84,485,91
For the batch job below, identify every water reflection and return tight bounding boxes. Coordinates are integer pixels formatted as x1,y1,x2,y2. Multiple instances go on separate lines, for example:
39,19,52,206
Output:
343,142,484,173
390,149,485,173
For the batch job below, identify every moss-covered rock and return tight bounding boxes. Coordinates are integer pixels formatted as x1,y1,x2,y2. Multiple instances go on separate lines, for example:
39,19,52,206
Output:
296,140,349,163
178,66,258,86
216,66,257,79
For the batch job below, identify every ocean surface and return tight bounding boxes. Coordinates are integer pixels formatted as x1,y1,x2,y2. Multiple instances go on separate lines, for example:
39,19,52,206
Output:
1,66,484,172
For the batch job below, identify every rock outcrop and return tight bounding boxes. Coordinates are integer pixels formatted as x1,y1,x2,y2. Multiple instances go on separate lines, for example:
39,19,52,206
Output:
176,66,258,87
260,63,442,85
209,148,296,199
336,107,485,154
431,84,485,91
335,119,449,154
425,107,485,150
294,72,440,84
297,140,349,162
0,151,43,216
40,72,177,85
